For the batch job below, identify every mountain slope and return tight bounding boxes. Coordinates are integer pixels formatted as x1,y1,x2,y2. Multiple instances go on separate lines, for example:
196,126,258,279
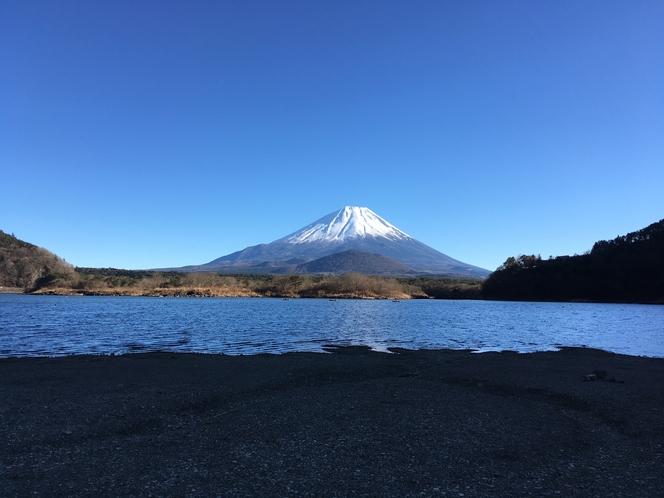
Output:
294,250,417,276
203,207,490,277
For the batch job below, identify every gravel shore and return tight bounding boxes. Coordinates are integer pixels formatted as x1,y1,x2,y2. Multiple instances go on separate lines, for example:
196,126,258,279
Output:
1,347,663,497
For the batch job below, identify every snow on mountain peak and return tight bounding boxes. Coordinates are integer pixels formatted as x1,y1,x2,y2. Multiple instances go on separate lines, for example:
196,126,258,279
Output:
276,206,412,244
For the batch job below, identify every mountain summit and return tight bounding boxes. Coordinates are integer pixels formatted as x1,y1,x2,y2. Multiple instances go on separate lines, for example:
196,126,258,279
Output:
197,207,490,278
276,206,411,244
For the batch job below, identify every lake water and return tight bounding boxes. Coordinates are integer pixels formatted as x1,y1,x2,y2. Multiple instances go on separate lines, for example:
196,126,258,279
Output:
1,294,663,358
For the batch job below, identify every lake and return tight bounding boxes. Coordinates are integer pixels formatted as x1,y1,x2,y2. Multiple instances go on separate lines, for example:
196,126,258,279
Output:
1,294,663,358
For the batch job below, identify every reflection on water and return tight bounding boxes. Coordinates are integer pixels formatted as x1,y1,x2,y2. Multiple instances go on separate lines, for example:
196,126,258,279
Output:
0,294,663,357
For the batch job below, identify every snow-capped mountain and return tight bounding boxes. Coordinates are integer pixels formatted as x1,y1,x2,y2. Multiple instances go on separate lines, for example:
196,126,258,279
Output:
277,206,411,244
200,207,490,278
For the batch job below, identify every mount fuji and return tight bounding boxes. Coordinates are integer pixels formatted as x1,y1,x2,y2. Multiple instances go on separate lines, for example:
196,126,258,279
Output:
188,207,490,278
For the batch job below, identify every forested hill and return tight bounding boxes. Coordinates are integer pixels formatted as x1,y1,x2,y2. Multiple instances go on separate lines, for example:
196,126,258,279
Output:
294,250,417,276
482,218,664,303
0,230,73,288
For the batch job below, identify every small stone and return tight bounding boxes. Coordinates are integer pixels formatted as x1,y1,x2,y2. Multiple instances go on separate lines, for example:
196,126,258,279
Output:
593,370,608,380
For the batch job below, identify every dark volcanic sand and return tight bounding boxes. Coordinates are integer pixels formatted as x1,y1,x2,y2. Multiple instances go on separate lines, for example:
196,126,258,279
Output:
1,347,663,497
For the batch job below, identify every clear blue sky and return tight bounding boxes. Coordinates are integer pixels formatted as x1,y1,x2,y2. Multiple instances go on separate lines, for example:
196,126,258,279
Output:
2,1,663,272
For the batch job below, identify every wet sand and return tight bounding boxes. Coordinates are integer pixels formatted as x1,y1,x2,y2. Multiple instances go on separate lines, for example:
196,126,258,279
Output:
1,347,663,497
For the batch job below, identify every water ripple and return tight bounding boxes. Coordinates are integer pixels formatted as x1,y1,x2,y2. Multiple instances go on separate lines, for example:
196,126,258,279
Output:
0,295,663,357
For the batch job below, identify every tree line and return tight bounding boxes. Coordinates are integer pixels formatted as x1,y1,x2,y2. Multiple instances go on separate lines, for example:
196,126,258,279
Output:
482,218,664,303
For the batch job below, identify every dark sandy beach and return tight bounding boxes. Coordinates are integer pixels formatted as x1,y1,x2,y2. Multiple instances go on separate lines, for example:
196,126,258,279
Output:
1,347,663,497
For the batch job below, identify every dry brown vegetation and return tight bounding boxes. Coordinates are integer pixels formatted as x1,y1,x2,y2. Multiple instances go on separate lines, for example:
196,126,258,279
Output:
31,272,427,299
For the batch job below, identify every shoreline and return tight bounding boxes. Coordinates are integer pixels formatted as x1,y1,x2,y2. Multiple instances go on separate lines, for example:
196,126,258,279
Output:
2,347,663,497
12,287,664,304
2,344,664,360
0,287,23,294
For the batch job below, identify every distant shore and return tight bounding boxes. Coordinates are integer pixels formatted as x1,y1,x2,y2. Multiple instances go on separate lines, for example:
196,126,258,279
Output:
2,347,663,497
20,287,664,304
0,286,23,294
19,267,663,303
25,271,483,300
28,286,418,299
